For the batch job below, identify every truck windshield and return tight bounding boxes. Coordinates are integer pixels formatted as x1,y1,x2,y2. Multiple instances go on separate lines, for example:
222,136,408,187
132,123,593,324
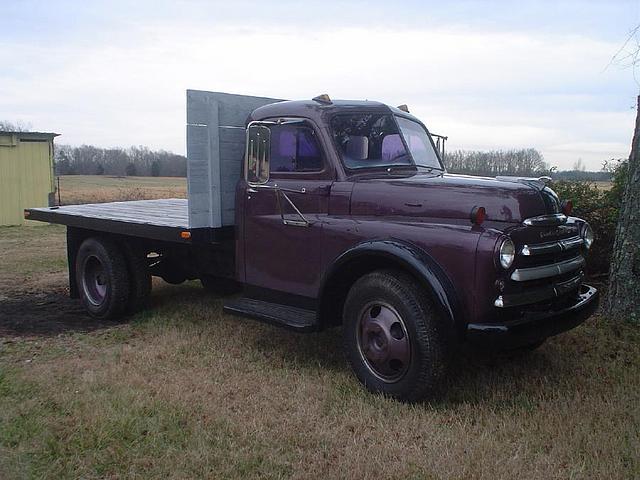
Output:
331,113,442,170
395,117,441,170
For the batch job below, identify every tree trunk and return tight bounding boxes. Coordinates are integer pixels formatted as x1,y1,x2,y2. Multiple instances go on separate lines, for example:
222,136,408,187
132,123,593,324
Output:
606,95,640,322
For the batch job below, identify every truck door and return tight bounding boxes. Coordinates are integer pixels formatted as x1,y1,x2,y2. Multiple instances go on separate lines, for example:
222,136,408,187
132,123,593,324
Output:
242,120,332,300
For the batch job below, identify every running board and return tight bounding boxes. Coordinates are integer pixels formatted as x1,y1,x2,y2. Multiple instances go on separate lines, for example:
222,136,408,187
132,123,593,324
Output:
223,297,317,332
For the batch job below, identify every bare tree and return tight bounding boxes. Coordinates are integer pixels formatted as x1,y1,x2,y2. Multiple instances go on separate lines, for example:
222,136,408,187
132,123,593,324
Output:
606,96,640,322
605,26,640,321
54,144,187,177
445,148,548,177
572,158,586,172
0,120,31,132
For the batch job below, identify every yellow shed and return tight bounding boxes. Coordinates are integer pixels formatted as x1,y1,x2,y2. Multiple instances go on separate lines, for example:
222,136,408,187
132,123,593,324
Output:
0,131,59,226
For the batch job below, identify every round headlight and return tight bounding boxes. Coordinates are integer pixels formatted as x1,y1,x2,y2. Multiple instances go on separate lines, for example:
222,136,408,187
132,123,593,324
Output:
498,237,516,269
582,223,594,249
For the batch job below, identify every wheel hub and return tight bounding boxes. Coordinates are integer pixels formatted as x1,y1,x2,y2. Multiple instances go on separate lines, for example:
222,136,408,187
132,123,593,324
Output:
357,303,410,382
83,255,108,306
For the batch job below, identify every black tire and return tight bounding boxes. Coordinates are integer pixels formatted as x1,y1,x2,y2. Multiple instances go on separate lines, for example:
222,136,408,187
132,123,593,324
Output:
75,237,130,320
121,243,152,314
200,275,241,295
343,269,449,402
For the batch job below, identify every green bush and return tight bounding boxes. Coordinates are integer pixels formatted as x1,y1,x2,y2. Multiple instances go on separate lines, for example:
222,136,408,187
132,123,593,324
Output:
551,160,627,275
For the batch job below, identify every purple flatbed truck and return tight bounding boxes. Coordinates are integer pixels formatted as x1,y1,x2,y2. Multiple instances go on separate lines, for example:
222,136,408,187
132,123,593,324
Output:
25,90,598,401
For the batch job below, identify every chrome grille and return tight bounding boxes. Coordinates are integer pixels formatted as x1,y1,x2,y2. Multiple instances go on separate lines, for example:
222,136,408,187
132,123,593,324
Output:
521,236,583,256
511,256,585,282
495,232,586,309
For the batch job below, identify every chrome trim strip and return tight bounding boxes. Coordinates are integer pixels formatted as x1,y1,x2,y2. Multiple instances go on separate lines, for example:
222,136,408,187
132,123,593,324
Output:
494,273,584,308
523,213,567,226
521,236,584,256
510,256,585,282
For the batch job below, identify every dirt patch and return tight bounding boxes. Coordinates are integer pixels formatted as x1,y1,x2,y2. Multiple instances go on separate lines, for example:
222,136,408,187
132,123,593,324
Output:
0,290,121,337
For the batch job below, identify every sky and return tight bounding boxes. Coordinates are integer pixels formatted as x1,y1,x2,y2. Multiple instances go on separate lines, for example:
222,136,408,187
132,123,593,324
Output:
1,0,639,170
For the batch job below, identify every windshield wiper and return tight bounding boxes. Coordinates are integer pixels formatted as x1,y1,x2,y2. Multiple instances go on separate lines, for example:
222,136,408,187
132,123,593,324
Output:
386,164,443,174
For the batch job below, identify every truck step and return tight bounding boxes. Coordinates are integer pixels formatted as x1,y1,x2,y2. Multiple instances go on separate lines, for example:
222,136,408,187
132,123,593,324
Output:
223,297,317,332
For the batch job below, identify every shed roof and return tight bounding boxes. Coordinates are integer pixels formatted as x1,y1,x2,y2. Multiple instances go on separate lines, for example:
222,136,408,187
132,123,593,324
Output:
0,131,60,139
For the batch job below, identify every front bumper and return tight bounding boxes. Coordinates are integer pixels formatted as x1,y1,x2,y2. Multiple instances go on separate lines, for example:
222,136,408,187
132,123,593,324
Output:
466,284,599,349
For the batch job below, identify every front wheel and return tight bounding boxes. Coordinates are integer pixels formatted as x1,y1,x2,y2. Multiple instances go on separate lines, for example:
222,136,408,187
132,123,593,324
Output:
343,269,449,402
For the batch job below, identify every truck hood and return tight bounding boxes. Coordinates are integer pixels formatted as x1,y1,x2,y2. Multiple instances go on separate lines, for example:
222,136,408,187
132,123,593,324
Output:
350,173,550,223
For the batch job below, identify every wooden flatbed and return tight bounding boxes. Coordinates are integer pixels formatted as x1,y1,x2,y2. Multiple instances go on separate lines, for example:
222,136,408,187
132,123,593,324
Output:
25,199,193,243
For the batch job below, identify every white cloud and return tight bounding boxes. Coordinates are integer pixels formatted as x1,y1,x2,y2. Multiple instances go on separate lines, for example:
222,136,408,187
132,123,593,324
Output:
0,22,635,170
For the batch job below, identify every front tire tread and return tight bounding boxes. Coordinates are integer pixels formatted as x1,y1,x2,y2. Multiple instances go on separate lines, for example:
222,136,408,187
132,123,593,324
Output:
343,269,449,402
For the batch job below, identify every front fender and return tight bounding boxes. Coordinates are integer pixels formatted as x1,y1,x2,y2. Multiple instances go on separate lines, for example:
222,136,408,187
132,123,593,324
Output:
320,239,463,336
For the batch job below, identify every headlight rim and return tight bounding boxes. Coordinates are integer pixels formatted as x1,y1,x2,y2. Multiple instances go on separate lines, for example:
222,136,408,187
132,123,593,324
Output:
582,222,595,250
497,237,516,270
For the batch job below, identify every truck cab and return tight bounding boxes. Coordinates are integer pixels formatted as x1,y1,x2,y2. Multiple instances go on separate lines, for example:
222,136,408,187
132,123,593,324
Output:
26,91,599,402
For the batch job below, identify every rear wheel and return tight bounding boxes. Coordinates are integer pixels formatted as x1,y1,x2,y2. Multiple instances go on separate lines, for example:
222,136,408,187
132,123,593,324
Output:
343,269,449,402
76,237,130,320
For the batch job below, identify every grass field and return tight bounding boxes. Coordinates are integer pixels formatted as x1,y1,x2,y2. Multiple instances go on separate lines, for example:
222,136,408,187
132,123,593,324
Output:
593,181,613,191
57,175,186,205
1,178,639,479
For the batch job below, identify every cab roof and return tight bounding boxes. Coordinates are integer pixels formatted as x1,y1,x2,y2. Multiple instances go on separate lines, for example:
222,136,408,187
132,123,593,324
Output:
249,99,424,126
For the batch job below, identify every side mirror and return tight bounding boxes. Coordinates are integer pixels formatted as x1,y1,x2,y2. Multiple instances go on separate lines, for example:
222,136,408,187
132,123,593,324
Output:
246,123,271,184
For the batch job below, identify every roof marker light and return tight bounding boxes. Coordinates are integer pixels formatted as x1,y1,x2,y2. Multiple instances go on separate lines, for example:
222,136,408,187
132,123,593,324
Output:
312,94,332,105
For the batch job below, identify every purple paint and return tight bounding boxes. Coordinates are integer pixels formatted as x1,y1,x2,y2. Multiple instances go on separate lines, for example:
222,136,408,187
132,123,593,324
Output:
235,98,597,344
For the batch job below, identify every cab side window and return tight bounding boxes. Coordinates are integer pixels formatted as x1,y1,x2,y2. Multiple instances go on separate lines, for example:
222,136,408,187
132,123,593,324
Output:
270,124,323,173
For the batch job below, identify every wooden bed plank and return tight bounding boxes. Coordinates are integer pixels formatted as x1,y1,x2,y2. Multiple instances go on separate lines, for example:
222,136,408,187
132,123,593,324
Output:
26,198,233,244
28,199,189,229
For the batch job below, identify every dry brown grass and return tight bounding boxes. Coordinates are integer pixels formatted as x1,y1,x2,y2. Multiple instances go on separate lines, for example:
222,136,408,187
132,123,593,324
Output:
0,225,67,297
1,186,639,479
57,175,186,205
593,181,613,191
2,285,638,479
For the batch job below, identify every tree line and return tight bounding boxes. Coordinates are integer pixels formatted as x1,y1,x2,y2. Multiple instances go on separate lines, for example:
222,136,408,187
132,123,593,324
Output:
551,169,614,182
444,148,549,177
2,119,615,181
52,144,616,180
444,148,619,181
54,144,187,177
0,120,31,132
